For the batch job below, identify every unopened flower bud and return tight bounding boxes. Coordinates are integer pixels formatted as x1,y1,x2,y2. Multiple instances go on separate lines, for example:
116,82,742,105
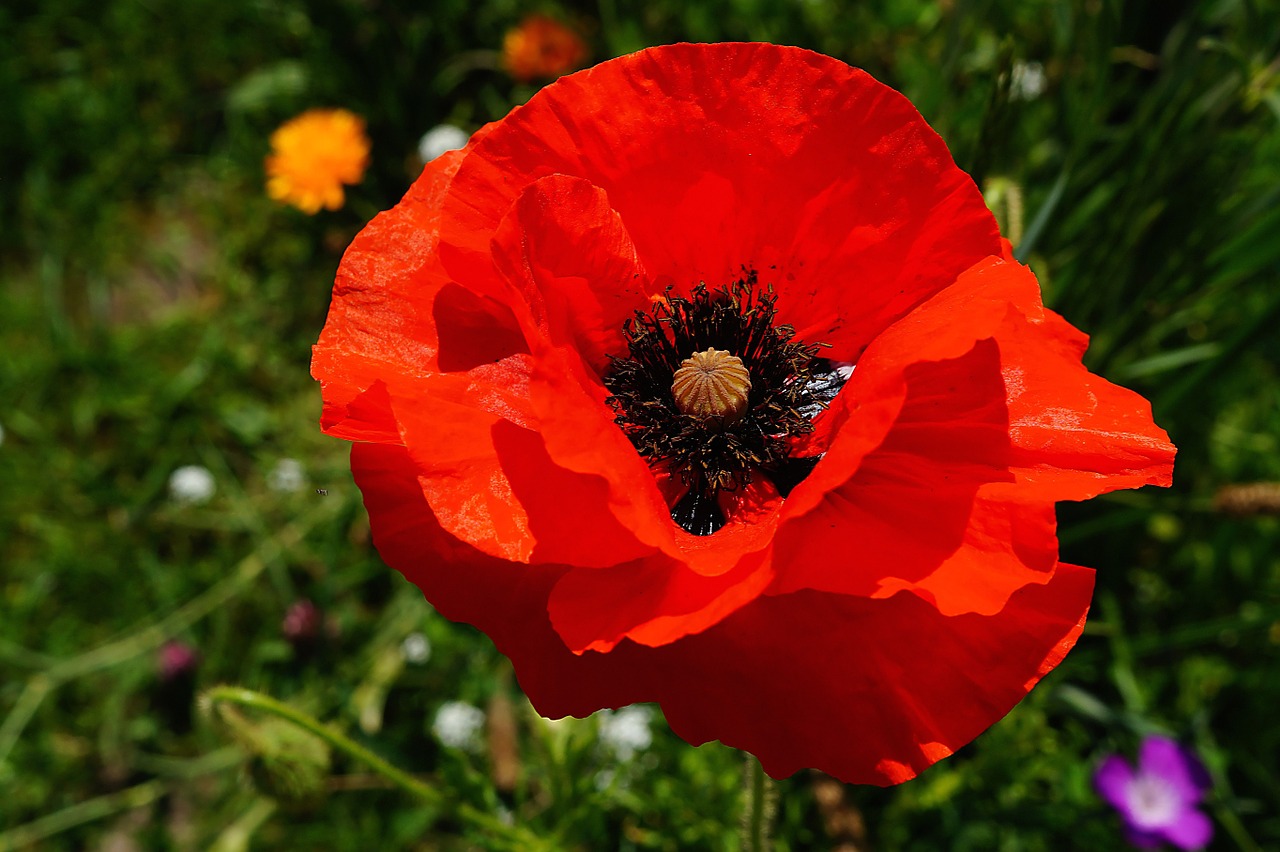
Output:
244,717,332,808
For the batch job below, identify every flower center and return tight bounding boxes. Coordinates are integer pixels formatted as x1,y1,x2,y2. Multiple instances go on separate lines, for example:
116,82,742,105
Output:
1125,775,1181,829
671,348,752,424
603,272,840,535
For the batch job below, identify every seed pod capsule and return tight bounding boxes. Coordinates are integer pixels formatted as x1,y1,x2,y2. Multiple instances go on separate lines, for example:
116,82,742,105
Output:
671,348,752,426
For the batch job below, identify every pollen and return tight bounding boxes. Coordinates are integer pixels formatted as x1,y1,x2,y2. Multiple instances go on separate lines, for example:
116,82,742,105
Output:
671,348,752,425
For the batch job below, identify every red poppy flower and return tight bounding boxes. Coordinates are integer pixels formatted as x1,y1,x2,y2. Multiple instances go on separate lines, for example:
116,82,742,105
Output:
312,43,1174,785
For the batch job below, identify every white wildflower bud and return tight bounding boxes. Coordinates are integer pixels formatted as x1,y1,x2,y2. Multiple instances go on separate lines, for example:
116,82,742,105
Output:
418,124,470,164
169,465,215,504
433,701,486,751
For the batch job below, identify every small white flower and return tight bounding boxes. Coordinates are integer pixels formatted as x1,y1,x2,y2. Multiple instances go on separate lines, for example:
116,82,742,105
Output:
1011,61,1046,101
597,705,653,760
267,458,306,493
169,465,215,504
400,632,431,664
418,124,470,164
433,701,486,751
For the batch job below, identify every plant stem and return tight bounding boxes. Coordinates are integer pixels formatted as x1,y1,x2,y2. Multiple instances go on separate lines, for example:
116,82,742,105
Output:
209,797,278,852
204,686,553,850
207,685,438,803
743,753,774,852
0,779,168,849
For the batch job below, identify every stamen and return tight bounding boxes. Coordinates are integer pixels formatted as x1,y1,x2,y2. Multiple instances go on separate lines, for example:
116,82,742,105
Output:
603,274,834,535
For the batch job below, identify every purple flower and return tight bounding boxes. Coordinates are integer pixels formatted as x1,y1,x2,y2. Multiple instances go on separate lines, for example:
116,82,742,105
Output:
157,640,200,681
1095,736,1213,850
282,599,323,644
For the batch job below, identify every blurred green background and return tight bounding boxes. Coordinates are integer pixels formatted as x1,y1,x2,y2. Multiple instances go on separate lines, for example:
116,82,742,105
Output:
3,0,1280,848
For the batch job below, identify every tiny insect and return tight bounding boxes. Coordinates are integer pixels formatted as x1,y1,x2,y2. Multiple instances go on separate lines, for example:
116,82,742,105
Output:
315,488,328,496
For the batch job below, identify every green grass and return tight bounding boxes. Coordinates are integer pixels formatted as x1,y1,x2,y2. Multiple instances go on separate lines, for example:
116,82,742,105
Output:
3,0,1279,848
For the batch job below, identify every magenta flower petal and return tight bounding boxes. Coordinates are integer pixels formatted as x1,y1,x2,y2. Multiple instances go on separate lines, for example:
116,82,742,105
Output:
1095,754,1137,810
1163,810,1214,851
1138,736,1209,804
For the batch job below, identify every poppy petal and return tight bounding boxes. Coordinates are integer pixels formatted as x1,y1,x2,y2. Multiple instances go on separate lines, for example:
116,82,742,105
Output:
313,141,530,444
388,386,656,567
663,563,1094,785
490,173,654,376
353,441,648,705
772,336,1016,600
488,174,679,558
773,258,1172,615
781,255,1032,523
1002,305,1176,500
529,564,1095,786
546,545,774,654
433,43,999,357
545,477,783,653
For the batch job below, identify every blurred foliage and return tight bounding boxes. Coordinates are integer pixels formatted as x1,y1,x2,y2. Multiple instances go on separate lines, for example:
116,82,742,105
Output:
2,0,1280,848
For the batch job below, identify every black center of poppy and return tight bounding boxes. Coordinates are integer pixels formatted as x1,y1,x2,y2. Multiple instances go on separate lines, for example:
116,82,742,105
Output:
603,270,840,535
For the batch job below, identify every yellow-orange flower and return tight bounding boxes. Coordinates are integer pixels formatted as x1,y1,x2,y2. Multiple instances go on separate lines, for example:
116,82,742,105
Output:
502,15,587,82
265,109,370,214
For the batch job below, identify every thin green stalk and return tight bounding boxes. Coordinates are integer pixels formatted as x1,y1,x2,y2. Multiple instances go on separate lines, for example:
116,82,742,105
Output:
1213,798,1264,852
0,743,244,848
209,797,278,852
206,686,438,803
0,779,167,850
742,754,774,852
0,677,51,769
129,746,245,779
204,686,553,851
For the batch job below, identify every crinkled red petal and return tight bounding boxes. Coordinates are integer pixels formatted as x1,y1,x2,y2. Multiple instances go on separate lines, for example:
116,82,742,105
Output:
488,173,786,647
772,337,1023,605
488,174,677,554
354,441,1094,786
644,563,1094,785
491,174,657,376
546,476,782,653
434,43,1000,359
773,257,1174,615
312,141,529,446
353,442,647,704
